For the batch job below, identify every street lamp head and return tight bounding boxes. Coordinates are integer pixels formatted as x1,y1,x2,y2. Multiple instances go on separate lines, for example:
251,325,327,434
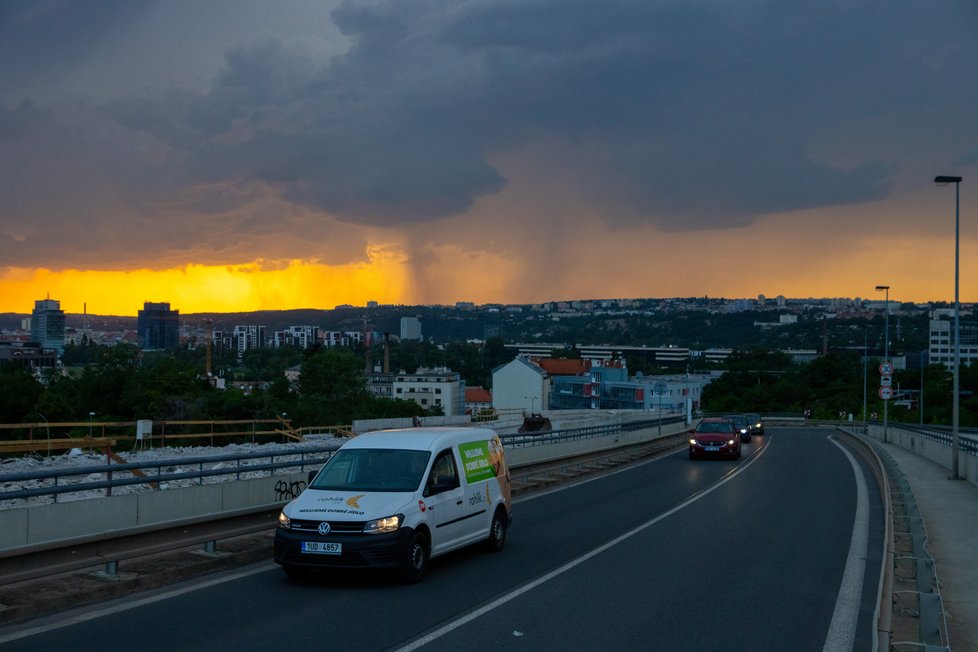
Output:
934,175,962,185
875,285,889,292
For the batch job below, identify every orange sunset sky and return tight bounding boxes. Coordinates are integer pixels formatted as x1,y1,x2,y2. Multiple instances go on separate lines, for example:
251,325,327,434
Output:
1,2,975,316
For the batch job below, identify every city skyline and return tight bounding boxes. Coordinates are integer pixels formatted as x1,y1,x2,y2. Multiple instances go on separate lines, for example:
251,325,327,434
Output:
1,2,976,314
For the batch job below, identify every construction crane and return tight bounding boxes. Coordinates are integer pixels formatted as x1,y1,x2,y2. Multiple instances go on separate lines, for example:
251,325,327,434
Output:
204,319,213,377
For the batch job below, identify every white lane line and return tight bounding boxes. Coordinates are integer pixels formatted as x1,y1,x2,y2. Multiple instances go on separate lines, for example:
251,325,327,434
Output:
394,443,771,652
822,438,870,652
0,562,277,645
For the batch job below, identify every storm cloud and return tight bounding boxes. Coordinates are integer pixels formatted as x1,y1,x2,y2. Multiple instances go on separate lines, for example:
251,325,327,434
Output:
0,0,976,272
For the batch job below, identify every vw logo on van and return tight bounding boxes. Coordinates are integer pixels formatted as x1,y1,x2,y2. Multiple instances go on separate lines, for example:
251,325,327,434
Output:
318,521,331,535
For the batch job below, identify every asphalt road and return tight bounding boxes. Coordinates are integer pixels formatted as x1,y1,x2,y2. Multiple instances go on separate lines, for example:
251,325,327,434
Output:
0,427,884,652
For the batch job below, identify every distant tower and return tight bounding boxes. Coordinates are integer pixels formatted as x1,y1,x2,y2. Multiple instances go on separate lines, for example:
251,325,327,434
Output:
137,302,180,350
31,298,66,353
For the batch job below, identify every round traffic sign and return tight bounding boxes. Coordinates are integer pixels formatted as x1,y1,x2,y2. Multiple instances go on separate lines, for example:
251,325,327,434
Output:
879,361,894,376
879,386,894,400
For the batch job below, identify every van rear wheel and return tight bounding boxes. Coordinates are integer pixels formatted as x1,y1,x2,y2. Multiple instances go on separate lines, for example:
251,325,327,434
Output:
483,507,507,552
400,531,429,583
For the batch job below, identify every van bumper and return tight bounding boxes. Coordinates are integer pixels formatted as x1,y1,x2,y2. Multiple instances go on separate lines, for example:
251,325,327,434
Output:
274,527,413,570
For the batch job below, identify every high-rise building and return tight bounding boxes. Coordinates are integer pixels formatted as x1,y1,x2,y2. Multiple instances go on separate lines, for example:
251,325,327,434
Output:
30,299,66,353
400,316,422,341
137,302,180,350
233,325,266,356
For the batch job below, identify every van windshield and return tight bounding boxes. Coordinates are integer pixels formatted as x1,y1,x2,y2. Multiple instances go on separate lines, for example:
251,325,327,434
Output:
310,448,431,492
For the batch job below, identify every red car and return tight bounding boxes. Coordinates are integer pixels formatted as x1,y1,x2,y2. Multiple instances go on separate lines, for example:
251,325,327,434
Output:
688,417,742,460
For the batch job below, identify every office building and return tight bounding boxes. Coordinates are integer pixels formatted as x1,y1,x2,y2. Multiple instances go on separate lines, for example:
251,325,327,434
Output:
930,318,978,371
30,298,66,353
137,302,180,350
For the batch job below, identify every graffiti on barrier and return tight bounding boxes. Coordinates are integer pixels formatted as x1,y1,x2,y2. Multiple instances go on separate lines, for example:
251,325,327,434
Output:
275,479,306,501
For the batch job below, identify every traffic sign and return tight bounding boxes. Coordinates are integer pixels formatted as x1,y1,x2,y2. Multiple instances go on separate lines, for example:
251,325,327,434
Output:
880,376,892,387
879,361,894,376
879,386,894,400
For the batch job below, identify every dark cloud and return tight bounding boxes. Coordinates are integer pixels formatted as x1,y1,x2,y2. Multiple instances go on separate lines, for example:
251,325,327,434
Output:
0,0,156,94
1,0,977,267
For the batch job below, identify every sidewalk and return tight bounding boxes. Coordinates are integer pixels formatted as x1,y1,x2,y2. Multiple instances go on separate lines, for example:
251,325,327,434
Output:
882,442,978,651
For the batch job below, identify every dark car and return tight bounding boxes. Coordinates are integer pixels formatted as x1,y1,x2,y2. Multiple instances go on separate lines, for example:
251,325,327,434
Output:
725,414,752,443
744,413,764,436
688,418,742,460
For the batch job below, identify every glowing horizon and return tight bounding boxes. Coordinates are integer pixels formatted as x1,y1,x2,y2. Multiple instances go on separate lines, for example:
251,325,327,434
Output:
0,251,410,316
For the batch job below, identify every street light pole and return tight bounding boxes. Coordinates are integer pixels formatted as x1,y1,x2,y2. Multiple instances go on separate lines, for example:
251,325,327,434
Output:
88,411,95,438
935,175,963,479
875,285,890,443
862,328,868,428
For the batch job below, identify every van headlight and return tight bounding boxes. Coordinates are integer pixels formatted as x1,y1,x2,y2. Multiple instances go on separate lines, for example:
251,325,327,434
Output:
278,511,291,530
363,514,403,534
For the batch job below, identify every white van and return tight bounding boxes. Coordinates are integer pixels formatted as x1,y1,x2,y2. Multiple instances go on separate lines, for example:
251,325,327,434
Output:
274,427,512,582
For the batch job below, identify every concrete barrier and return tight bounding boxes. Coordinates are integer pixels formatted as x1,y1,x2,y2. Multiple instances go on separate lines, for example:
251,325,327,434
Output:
865,424,978,490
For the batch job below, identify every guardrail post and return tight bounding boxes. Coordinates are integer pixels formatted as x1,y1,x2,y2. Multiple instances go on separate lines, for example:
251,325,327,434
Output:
918,592,944,647
203,541,216,554
105,560,118,575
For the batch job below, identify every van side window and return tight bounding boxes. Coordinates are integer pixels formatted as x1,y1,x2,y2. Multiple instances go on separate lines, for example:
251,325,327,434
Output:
424,449,460,496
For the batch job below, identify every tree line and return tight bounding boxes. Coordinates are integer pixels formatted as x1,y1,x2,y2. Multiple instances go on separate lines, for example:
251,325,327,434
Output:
3,337,973,435
701,348,978,427
0,337,516,431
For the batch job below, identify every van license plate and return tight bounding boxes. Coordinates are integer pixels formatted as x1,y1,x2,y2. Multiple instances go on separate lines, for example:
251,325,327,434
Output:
301,541,342,555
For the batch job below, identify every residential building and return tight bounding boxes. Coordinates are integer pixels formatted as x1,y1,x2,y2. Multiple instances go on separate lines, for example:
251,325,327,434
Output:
137,302,179,350
321,331,364,347
272,325,319,349
366,367,463,416
464,386,493,414
930,318,978,371
30,299,65,353
491,356,550,412
233,325,266,356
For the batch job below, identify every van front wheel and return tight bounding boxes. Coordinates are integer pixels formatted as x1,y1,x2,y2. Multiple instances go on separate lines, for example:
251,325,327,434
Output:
400,531,429,583
483,507,507,552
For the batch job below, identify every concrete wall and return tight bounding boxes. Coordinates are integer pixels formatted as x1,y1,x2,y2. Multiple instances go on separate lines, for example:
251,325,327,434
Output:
506,420,687,467
0,474,311,553
865,424,978,489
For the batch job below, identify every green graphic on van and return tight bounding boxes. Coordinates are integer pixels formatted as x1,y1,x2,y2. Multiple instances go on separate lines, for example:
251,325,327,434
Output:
458,441,496,483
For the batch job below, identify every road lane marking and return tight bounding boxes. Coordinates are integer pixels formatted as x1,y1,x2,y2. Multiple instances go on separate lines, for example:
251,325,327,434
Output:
516,435,768,504
822,437,870,652
394,440,771,652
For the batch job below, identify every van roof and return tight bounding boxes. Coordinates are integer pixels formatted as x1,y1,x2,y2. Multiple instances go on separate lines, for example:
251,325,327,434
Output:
342,427,498,452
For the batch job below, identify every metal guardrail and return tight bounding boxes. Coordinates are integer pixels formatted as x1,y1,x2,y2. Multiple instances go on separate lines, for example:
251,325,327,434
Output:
836,427,950,651
0,446,339,504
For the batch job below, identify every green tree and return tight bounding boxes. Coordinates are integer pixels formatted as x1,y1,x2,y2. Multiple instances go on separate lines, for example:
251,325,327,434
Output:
0,366,43,424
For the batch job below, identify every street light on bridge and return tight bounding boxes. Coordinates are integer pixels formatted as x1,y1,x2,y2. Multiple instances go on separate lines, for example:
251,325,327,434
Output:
875,285,890,444
935,174,963,480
